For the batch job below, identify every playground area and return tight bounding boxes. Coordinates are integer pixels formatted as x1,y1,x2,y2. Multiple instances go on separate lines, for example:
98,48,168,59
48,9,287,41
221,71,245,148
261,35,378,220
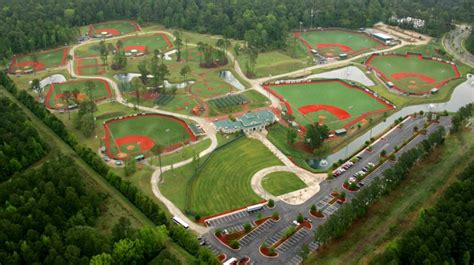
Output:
264,80,394,130
103,113,196,159
189,81,233,99
366,53,461,95
294,29,385,57
45,79,112,109
9,47,68,74
88,20,140,38
120,33,173,55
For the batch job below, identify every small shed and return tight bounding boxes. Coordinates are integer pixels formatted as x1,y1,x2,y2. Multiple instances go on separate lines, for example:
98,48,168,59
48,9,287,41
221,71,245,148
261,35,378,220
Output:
335,128,347,136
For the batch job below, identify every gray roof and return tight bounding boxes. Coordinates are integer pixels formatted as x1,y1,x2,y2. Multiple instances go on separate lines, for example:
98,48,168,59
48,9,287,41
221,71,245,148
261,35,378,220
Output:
214,110,276,131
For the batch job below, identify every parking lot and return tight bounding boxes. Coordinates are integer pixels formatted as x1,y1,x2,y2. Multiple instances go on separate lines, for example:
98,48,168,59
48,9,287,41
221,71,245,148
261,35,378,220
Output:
240,219,276,246
206,210,249,227
276,228,311,253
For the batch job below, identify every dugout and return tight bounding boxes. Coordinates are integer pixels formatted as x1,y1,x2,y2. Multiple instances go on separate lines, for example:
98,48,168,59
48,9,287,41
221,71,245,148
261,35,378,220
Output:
335,128,347,136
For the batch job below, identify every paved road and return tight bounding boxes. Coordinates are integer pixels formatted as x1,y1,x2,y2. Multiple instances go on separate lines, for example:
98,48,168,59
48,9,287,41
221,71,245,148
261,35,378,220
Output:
444,24,474,67
202,116,451,264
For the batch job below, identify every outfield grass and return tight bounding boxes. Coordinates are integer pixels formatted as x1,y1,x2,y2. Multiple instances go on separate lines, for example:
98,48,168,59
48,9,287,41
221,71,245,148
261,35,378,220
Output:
160,137,282,217
92,21,138,36
269,80,390,129
105,114,192,157
11,47,67,73
189,81,233,99
367,53,459,94
262,171,307,196
121,33,172,52
296,30,383,57
303,130,474,265
45,79,111,109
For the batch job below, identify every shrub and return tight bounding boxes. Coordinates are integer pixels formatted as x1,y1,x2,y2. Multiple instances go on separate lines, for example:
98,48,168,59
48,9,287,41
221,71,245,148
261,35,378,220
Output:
267,199,274,208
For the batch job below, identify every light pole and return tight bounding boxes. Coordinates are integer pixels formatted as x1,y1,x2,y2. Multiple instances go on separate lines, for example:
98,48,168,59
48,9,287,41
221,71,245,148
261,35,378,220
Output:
300,21,303,33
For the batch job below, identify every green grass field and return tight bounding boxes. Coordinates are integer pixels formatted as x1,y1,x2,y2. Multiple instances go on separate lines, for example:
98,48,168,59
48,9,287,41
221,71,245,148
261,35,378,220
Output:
262,171,307,196
160,137,282,217
11,48,67,73
304,130,474,265
149,138,212,167
296,30,383,57
189,81,233,99
236,50,308,78
105,114,193,158
268,80,390,129
367,54,459,94
121,33,172,52
91,21,138,36
45,79,111,109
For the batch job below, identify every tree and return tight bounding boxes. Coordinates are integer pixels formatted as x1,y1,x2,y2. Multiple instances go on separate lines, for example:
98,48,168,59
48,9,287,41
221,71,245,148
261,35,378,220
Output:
287,127,297,145
174,31,183,61
79,113,95,137
305,123,330,150
268,199,275,208
124,159,137,176
112,239,145,265
180,65,192,82
197,41,205,64
272,211,280,220
297,213,304,223
229,240,240,249
99,40,109,68
310,204,317,213
112,217,137,242
243,223,252,233
137,226,168,259
63,90,73,120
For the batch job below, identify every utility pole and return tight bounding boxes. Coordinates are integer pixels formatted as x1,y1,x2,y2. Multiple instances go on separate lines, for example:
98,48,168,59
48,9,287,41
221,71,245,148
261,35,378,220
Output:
300,21,303,33
311,9,314,29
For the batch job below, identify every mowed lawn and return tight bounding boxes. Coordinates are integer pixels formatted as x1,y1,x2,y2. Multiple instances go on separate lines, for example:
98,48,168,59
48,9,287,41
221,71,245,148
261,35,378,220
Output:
106,114,192,156
92,21,138,35
297,30,382,56
262,171,307,196
160,137,283,217
121,33,172,51
269,81,389,129
236,51,307,78
367,54,459,93
46,79,111,109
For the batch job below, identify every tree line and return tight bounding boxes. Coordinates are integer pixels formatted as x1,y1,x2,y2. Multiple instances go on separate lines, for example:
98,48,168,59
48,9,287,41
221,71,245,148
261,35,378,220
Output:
315,126,446,244
1,0,473,64
0,96,47,180
371,161,474,265
0,72,219,264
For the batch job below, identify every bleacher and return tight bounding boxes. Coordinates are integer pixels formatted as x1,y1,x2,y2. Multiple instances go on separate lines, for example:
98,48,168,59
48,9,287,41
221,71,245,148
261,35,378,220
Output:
209,94,248,109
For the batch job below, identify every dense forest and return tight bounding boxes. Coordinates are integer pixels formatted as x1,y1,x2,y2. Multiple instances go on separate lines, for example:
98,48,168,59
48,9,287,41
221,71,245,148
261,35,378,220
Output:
0,96,47,180
371,161,474,264
0,0,473,63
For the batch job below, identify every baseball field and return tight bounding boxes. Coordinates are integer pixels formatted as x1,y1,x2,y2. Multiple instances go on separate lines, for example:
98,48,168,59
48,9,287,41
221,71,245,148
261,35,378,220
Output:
294,29,385,57
45,79,112,109
103,113,196,159
89,20,139,37
366,53,461,94
264,80,394,130
9,47,68,74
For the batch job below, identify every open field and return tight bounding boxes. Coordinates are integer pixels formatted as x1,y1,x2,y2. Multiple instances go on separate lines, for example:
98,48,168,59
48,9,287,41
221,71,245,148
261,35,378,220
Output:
160,137,282,217
366,53,460,94
89,20,139,37
9,47,68,74
304,130,474,265
262,171,307,196
265,80,393,130
120,33,173,53
295,29,385,57
45,79,112,109
236,51,309,78
104,113,195,159
149,138,212,167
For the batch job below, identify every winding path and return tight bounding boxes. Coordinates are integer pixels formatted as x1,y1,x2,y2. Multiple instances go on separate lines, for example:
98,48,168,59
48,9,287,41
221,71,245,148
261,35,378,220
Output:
63,26,429,235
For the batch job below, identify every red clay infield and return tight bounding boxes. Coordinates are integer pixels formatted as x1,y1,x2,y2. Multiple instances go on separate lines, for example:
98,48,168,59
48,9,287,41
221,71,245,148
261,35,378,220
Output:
115,135,155,151
316,43,352,53
298,104,351,120
124,45,147,53
390,72,436,83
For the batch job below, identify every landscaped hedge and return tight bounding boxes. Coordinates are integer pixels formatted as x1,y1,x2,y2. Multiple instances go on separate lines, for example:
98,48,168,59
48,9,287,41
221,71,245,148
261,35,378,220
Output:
0,72,218,264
